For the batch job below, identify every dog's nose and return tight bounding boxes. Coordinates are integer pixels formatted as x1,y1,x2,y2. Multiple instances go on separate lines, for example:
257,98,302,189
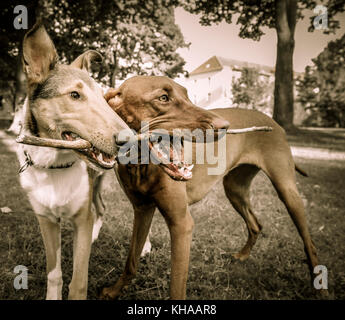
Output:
212,118,230,130
115,134,127,146
114,128,136,146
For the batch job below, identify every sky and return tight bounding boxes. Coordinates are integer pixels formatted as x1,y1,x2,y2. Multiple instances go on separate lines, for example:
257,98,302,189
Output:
174,7,345,73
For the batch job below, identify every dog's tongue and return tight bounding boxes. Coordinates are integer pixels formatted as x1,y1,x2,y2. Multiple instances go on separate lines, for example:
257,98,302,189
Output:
63,132,74,141
150,141,194,181
102,153,114,163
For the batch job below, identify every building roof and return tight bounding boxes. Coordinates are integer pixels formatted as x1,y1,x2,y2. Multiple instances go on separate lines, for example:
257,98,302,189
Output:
189,56,223,76
189,55,275,76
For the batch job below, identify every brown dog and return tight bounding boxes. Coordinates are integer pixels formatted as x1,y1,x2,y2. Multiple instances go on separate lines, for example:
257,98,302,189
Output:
101,76,322,300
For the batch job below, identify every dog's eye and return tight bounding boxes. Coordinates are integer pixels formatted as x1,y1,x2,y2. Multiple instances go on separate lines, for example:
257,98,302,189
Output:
70,91,80,99
159,94,169,102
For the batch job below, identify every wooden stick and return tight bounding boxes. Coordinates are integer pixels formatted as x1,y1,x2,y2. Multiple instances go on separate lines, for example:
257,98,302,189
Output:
16,126,273,149
118,126,273,145
226,126,273,134
133,126,273,140
16,134,92,149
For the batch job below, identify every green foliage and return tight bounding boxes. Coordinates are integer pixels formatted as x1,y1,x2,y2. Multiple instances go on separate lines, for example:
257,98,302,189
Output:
1,0,188,87
181,0,343,41
307,0,345,33
297,33,345,127
182,0,275,41
232,67,273,113
0,0,38,88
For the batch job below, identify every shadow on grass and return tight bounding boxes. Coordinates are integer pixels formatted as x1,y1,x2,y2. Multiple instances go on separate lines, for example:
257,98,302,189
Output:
286,127,345,152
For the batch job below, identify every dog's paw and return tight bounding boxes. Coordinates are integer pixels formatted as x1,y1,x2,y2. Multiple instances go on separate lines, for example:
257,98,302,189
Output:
232,251,250,261
99,285,122,300
92,217,103,243
141,240,152,257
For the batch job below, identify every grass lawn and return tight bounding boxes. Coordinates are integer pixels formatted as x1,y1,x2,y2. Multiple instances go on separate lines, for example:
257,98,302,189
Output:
286,127,345,152
0,128,344,300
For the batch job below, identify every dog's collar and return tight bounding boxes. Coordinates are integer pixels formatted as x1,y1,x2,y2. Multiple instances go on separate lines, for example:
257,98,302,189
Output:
18,151,76,173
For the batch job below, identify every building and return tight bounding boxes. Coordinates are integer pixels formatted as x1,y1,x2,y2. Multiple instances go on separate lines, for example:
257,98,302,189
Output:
182,55,275,110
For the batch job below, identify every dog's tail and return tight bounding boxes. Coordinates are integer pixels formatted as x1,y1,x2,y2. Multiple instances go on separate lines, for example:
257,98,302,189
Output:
295,164,308,177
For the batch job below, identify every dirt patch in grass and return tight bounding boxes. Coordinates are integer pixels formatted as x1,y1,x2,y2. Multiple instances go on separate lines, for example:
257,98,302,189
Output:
0,131,344,300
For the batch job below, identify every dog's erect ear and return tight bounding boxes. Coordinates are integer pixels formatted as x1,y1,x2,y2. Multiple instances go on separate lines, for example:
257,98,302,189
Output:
70,50,103,72
22,22,58,85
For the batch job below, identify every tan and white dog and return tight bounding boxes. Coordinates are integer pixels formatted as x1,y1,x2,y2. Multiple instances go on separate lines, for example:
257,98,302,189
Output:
16,23,131,300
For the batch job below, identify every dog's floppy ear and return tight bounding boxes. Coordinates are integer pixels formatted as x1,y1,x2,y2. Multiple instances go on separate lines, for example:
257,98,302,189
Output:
70,50,103,72
22,22,58,85
104,88,122,112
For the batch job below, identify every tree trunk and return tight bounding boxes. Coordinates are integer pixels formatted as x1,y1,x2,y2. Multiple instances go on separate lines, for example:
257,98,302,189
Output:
273,0,297,130
111,51,117,87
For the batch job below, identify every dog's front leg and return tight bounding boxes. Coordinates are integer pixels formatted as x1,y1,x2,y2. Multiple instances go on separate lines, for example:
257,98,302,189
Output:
164,208,194,300
36,215,62,300
68,205,94,300
154,185,194,300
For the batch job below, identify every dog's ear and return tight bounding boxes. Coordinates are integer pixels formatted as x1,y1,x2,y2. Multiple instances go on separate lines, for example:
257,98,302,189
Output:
104,88,122,111
70,50,103,72
22,22,58,85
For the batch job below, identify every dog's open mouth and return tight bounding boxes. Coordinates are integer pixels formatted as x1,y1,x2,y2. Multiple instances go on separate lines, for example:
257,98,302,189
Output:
62,132,116,169
148,139,194,181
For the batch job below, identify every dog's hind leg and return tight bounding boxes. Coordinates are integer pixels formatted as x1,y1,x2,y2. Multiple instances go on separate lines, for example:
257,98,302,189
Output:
223,164,262,261
100,203,156,300
36,215,62,300
262,159,321,286
141,229,152,257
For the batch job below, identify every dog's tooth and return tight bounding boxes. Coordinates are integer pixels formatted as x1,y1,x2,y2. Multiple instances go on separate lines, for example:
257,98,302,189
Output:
153,144,170,160
154,145,162,152
161,152,168,159
173,149,181,162
178,167,185,174
97,153,103,162
70,132,78,139
93,147,101,155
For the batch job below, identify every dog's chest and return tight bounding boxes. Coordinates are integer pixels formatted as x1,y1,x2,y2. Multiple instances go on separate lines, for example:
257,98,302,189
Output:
119,164,158,194
18,146,90,220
